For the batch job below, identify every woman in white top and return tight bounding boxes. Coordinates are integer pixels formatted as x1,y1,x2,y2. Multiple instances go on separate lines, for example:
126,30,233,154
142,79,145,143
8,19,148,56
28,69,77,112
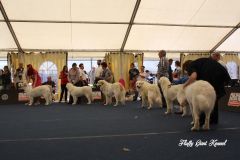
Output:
138,66,147,81
172,60,182,81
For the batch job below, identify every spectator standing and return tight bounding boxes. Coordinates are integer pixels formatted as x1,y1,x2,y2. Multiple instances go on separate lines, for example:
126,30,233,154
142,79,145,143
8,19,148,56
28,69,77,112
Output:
129,63,139,92
79,63,88,86
2,66,11,90
59,65,68,103
14,62,25,90
157,50,169,79
68,63,80,104
94,60,103,84
157,50,169,107
168,59,173,82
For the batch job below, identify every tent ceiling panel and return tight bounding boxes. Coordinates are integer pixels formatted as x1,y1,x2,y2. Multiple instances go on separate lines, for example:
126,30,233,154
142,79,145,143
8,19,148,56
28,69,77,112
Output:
135,0,240,26
2,0,71,21
71,0,136,22
71,24,128,50
0,22,17,49
125,25,231,51
11,22,72,49
3,0,136,22
216,29,240,51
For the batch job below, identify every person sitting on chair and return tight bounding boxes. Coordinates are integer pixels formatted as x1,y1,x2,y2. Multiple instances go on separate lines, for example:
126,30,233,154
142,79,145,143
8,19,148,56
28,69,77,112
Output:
42,76,56,95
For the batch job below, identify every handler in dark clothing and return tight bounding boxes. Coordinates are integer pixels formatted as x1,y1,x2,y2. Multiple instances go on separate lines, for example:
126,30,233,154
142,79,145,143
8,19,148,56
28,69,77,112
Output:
184,57,231,124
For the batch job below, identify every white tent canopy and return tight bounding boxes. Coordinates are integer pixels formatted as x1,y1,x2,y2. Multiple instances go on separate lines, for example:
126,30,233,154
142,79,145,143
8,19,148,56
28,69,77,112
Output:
1,0,240,53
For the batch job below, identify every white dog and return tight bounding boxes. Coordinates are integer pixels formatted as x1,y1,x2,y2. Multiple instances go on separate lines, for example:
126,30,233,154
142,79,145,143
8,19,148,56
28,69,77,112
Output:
66,83,93,105
24,84,53,106
185,80,216,131
136,80,162,109
158,77,187,115
97,80,125,106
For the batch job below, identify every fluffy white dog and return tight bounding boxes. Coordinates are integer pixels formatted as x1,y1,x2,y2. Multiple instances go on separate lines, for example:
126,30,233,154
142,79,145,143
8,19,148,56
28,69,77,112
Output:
185,80,216,131
158,77,187,115
97,80,125,106
24,84,53,106
136,80,162,109
66,83,93,105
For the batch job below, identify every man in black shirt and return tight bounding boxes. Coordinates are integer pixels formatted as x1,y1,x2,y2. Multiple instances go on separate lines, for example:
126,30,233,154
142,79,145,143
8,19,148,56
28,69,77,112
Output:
168,59,173,82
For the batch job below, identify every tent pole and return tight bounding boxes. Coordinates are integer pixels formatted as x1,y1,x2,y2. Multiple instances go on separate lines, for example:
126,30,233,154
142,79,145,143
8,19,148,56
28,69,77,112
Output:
210,22,240,53
120,0,141,52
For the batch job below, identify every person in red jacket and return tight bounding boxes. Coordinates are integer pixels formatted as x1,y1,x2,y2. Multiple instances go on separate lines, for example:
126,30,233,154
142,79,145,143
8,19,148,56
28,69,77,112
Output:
26,64,42,105
26,64,42,88
59,65,68,103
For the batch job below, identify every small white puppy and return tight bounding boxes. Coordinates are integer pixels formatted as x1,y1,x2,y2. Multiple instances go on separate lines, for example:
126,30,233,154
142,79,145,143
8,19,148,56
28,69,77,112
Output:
185,80,216,131
24,84,53,106
136,80,162,109
97,80,125,106
158,77,187,115
66,83,93,105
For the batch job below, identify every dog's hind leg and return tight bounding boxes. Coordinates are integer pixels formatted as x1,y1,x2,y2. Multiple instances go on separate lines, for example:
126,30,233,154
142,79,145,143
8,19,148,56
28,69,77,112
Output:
86,95,91,104
28,97,34,106
104,96,110,105
114,94,119,106
165,99,172,114
202,111,211,130
121,95,126,105
147,97,153,110
191,106,200,131
43,94,49,105
72,96,77,105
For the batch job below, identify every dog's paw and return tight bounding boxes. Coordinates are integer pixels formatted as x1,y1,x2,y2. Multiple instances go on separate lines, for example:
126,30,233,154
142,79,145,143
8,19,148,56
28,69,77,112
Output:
147,107,152,110
104,103,108,105
191,126,200,131
181,113,186,117
202,124,210,130
72,103,76,105
190,121,194,125
114,104,118,106
164,111,171,115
